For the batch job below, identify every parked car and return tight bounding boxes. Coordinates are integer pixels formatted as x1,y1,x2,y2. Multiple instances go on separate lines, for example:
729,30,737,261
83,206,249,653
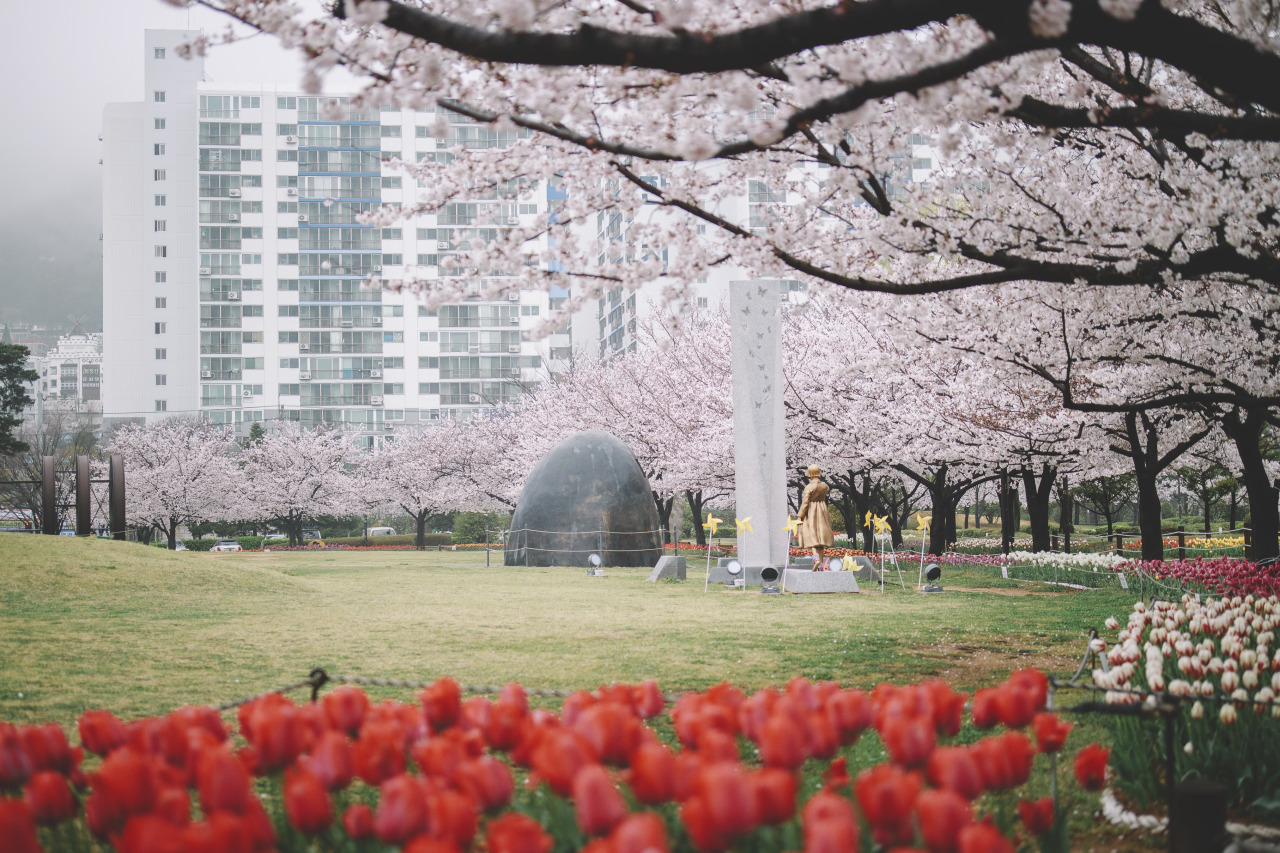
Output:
366,526,396,537
210,539,242,552
264,533,288,542
301,528,322,542
174,541,188,551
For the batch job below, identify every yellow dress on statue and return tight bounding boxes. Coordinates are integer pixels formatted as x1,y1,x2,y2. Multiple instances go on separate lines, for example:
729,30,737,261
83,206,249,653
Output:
797,480,835,549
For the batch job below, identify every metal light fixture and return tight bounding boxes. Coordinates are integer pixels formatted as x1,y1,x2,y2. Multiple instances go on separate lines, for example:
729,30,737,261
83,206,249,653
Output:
725,559,744,588
587,553,606,576
760,565,781,594
922,563,943,594
827,556,843,571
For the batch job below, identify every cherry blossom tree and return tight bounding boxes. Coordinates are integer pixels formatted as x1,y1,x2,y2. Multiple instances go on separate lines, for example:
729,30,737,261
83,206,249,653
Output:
239,422,361,545
108,418,242,549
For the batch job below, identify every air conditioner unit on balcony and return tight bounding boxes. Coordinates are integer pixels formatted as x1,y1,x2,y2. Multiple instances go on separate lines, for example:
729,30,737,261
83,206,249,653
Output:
340,319,353,327
371,265,382,272
199,267,211,275
506,217,518,225
369,369,382,378
229,188,242,197
242,387,254,397
298,343,310,351
297,214,308,222
468,394,481,403
372,317,383,326
299,371,311,380
468,346,480,355
436,139,446,149
227,213,240,221
509,367,521,376
509,317,519,325
226,292,240,300
384,424,394,431
286,188,297,197
200,370,213,379
507,292,520,302
370,395,383,406
437,241,452,250
508,345,521,353
285,135,296,144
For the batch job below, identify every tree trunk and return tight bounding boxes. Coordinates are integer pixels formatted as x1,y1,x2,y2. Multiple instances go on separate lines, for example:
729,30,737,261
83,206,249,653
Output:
653,492,675,545
861,472,875,551
1021,464,1057,553
686,490,707,547
168,516,178,550
998,470,1020,554
964,504,970,529
927,464,951,556
416,510,428,548
1221,407,1279,565
1230,488,1238,530
1056,476,1073,554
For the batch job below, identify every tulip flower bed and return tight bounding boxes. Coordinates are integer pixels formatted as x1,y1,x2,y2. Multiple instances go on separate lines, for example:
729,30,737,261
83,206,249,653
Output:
787,547,870,559
1109,557,1280,599
0,668,1119,853
1092,595,1280,822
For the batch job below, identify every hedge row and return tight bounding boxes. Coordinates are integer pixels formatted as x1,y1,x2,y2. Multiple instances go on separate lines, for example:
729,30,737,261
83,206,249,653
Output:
321,533,453,547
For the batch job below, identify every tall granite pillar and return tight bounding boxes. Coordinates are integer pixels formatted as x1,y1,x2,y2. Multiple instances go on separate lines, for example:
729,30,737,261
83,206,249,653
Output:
730,280,788,569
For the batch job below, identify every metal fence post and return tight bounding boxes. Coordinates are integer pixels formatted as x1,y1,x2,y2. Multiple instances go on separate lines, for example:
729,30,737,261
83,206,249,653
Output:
1177,530,1185,561
41,456,57,535
75,455,91,537
108,453,126,541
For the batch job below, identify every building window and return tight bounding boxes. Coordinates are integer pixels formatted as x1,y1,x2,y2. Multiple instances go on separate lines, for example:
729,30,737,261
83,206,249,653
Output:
155,195,166,206
154,143,165,155
155,375,167,386
154,48,166,59
155,400,167,412
154,91,166,103
155,348,167,359
154,169,166,181
242,254,262,265
277,96,297,110
697,297,709,308
154,118,166,130
155,297,167,309
154,322,166,334
155,271,166,283
277,150,298,162
277,228,298,239
154,220,166,232
154,245,167,258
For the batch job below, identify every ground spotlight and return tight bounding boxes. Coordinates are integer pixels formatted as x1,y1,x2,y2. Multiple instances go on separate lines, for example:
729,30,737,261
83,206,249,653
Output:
725,559,744,588
760,565,781,594
587,553,606,576
827,556,843,571
922,563,943,593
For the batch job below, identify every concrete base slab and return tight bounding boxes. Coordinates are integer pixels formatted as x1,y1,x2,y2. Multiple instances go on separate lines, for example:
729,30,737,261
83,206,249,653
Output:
707,564,775,585
649,556,687,581
784,570,861,594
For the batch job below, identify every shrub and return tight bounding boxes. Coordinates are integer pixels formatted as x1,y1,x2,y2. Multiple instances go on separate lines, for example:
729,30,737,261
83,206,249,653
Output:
182,539,215,551
236,536,263,551
321,533,452,548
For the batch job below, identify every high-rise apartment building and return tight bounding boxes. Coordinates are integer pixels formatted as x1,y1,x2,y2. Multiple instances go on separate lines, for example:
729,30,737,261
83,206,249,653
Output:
103,30,559,440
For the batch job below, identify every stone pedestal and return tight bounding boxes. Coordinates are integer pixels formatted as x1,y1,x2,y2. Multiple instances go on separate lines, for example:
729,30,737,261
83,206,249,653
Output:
784,570,862,594
731,280,788,571
649,556,687,581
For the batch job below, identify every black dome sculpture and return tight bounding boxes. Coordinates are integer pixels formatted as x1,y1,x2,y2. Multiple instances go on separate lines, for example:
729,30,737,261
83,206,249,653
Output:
505,430,663,567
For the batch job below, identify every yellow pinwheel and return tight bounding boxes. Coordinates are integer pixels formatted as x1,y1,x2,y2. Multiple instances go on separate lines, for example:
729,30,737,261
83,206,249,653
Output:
873,514,890,536
784,516,801,536
916,513,932,531
842,555,856,571
703,514,723,536
864,510,874,530
736,517,754,535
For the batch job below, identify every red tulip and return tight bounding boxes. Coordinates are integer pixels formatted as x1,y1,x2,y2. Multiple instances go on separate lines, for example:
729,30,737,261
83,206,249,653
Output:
825,689,873,744
374,774,428,844
958,818,1015,853
695,728,740,763
0,724,33,789
970,689,999,729
419,678,462,732
411,732,466,783
302,729,354,791
921,681,967,738
627,742,675,804
353,719,408,785
21,723,74,774
992,684,1038,730
823,755,851,791
880,714,937,768
248,701,302,772
916,789,973,853
322,687,369,736
805,711,840,760
284,767,332,835
454,756,514,812
752,767,798,825
486,701,527,751
926,746,984,801
24,770,76,825
487,812,554,853
92,747,160,825
611,811,670,853
684,761,759,843
757,713,807,769
1018,797,1055,835
425,788,478,849
574,703,644,765
574,764,629,836
1032,712,1073,754
154,785,191,827
737,689,779,741
116,814,184,853
459,695,493,734
631,681,665,719
197,747,252,814
854,764,921,845
680,795,730,852
1009,670,1048,712
801,791,859,853
78,710,129,757
343,803,374,840
561,690,597,726
182,812,253,853
973,732,1034,791
1073,743,1110,791
530,728,594,797
403,836,464,853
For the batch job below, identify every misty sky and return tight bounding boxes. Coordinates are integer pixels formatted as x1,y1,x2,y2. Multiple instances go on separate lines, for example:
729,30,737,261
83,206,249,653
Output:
0,1,345,330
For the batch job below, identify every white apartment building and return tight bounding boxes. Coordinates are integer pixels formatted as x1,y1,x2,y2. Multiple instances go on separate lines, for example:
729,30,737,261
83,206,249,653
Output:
103,30,561,440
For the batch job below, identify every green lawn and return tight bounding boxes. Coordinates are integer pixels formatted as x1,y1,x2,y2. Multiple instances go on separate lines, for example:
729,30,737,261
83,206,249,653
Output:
0,536,1132,725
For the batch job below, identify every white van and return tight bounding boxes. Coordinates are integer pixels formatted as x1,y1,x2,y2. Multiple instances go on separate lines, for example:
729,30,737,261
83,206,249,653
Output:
365,526,396,537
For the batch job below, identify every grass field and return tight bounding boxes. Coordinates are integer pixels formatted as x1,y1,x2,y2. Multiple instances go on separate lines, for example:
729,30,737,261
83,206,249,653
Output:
0,535,1135,726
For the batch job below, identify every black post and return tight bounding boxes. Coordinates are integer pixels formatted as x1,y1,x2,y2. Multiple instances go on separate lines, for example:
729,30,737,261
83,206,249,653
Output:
486,528,490,567
75,455,91,537
41,456,57,535
109,452,126,541
1177,531,1185,561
